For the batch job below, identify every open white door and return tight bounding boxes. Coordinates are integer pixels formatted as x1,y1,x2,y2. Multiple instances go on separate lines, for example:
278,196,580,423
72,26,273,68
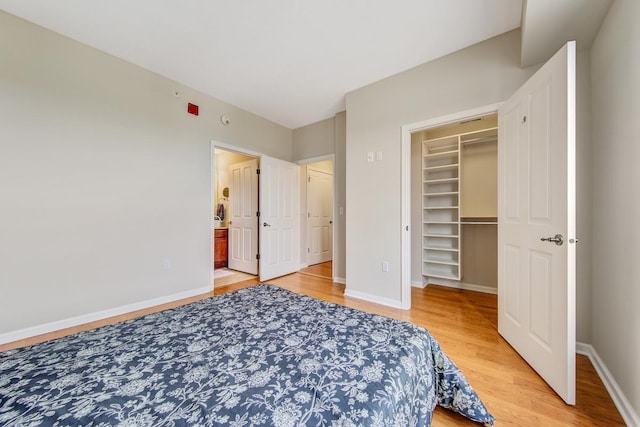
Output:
307,168,333,265
228,159,259,274
498,41,576,404
259,155,300,281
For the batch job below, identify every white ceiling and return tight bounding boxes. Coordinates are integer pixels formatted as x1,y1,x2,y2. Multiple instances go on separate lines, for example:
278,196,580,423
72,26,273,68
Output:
521,0,613,68
0,1,613,129
0,0,524,129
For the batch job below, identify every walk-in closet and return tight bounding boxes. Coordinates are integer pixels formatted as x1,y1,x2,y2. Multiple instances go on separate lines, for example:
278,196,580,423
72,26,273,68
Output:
413,113,498,293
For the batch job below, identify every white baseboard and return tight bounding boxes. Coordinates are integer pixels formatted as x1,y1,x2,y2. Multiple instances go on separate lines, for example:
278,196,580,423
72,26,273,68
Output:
577,342,639,427
412,279,427,288
425,277,498,295
0,286,212,346
343,288,403,309
333,276,346,285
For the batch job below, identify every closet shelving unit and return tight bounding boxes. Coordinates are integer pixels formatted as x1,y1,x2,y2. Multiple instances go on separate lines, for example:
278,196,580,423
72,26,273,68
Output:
422,127,498,281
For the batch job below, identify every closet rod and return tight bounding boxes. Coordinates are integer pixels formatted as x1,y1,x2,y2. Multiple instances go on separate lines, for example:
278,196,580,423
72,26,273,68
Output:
461,136,497,146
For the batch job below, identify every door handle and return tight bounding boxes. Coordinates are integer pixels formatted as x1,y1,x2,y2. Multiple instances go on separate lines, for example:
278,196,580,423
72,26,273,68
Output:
263,222,271,227
329,220,333,224
540,234,564,246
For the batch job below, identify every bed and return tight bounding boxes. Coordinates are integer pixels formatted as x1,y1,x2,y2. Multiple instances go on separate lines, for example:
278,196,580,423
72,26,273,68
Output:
0,284,494,426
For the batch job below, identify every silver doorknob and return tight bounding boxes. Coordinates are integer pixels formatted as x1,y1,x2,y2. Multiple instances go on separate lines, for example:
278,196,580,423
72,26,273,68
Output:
263,222,271,227
540,234,564,246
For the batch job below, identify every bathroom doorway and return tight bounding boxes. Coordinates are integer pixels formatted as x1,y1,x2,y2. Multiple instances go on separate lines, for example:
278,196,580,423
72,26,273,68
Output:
212,147,259,286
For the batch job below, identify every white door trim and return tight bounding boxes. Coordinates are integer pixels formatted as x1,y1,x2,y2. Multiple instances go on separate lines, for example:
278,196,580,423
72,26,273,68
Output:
295,154,334,165
400,103,501,309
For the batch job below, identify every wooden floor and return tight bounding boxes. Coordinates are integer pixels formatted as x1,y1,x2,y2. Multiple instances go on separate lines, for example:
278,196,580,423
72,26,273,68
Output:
212,268,256,287
0,273,624,426
298,260,332,279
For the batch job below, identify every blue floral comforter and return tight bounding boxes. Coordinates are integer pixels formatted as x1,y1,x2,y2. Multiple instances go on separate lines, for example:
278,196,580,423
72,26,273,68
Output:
0,284,494,426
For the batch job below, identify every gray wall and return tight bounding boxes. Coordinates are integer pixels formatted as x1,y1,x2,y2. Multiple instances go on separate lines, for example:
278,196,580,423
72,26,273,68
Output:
575,50,593,345
334,112,347,282
292,113,347,282
0,11,292,336
292,117,336,160
410,132,424,285
591,0,640,417
345,30,539,304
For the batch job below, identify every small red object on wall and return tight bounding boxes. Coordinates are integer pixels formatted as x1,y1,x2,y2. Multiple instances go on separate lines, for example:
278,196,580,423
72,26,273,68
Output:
187,103,199,116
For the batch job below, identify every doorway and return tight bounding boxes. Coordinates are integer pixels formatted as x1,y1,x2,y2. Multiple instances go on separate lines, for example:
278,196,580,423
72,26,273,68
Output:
211,141,303,286
401,104,501,307
411,113,498,294
212,147,259,286
298,157,335,280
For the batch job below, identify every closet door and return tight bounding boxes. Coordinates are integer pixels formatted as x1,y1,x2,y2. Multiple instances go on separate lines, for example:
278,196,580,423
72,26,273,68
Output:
498,41,576,405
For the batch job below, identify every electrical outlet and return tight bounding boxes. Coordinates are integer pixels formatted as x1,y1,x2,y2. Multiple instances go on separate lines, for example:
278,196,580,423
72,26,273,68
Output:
367,152,375,162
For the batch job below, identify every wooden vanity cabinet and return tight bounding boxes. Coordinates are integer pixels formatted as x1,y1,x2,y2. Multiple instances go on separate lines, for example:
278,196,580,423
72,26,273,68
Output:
214,228,228,268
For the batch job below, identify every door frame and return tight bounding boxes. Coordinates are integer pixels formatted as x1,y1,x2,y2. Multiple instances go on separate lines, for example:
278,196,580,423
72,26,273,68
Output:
296,154,336,280
400,103,501,309
210,140,264,288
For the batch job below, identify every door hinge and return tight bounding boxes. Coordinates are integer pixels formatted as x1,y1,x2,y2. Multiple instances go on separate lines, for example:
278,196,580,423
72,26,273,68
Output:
256,168,260,175
256,211,260,217
308,176,311,182
256,253,260,260
307,248,310,253
307,212,310,218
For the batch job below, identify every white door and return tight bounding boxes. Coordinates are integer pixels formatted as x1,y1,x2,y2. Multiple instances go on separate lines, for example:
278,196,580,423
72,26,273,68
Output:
228,159,259,274
307,168,333,265
498,41,576,404
259,155,300,281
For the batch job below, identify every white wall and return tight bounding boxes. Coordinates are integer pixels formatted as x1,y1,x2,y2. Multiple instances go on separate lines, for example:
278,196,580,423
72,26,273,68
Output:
590,0,640,418
345,30,538,303
0,11,291,337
